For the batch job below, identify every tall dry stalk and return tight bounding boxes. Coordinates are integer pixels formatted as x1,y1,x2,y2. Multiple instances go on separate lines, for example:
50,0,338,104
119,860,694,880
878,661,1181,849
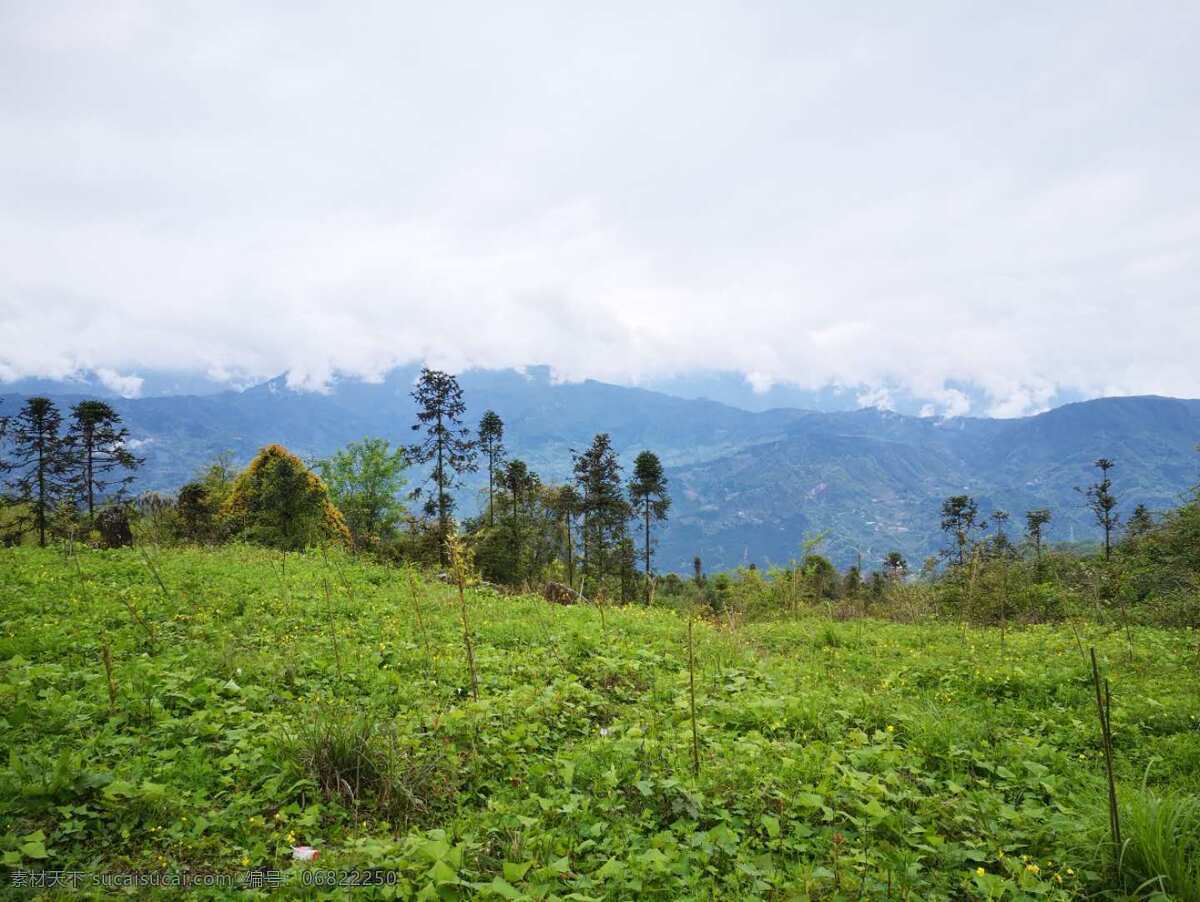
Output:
137,545,174,606
1090,648,1122,860
100,641,118,712
323,576,343,682
447,534,479,701
405,570,435,677
687,610,700,777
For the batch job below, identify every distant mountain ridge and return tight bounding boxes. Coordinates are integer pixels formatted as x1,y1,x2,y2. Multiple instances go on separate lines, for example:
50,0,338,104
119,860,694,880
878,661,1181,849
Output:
3,368,1198,571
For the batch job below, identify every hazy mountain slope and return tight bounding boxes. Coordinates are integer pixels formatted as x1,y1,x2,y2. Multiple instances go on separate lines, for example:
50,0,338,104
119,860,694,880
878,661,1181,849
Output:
664,396,1200,570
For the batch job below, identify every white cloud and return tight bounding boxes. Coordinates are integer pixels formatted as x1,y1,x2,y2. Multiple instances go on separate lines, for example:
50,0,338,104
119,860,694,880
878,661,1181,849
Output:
1,2,1199,415
94,367,143,398
856,386,894,411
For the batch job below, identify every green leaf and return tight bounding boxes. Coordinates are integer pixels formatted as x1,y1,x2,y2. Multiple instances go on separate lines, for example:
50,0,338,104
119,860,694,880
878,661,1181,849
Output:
428,859,458,884
863,799,887,819
761,815,781,838
20,841,47,860
503,861,533,882
489,877,523,899
594,858,624,880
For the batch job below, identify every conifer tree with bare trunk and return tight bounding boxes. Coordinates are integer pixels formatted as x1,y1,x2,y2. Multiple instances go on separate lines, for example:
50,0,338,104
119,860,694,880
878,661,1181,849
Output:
66,400,142,522
408,368,477,565
1080,458,1119,560
628,450,670,603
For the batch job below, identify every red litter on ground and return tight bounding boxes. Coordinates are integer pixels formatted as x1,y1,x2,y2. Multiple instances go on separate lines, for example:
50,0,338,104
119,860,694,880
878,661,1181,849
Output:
291,846,319,861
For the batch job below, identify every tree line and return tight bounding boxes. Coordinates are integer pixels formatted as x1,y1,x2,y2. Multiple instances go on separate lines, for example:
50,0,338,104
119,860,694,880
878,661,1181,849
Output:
0,370,673,603
5,382,1192,624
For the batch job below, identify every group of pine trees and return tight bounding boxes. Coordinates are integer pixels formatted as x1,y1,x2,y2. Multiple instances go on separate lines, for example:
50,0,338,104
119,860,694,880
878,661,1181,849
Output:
405,367,670,601
0,370,676,600
0,397,141,546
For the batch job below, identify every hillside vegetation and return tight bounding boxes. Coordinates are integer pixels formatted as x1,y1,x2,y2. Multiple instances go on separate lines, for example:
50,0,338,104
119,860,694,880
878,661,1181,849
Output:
6,368,1199,569
2,546,1198,899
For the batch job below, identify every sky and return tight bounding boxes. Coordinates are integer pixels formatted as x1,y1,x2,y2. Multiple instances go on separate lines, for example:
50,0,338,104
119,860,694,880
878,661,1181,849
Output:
1,1,1198,417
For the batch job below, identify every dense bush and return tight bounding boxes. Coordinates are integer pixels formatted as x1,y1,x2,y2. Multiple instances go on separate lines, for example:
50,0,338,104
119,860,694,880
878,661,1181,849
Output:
221,444,350,550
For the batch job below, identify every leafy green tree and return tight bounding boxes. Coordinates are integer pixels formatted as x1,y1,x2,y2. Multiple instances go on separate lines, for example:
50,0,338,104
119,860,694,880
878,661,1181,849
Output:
1124,503,1154,542
409,369,476,564
222,444,350,550
1024,509,1052,562
6,398,72,546
803,552,839,599
842,564,862,596
176,481,218,543
628,450,670,602
572,433,630,590
1080,458,1120,560
316,438,408,546
940,495,985,566
66,400,142,520
477,410,505,527
174,452,238,543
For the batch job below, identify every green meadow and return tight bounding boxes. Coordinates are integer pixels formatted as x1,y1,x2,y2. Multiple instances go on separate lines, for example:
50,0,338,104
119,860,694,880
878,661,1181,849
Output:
1,546,1197,899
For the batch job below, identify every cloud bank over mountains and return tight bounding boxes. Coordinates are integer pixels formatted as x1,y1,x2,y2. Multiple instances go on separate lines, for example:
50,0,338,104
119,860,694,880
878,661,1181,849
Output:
2,2,1198,416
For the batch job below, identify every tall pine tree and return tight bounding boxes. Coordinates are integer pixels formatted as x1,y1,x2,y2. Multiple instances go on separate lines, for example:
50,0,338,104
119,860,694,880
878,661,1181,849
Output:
409,368,477,564
7,397,72,546
1080,458,1120,560
501,458,539,584
628,450,670,603
66,400,142,520
477,410,505,527
572,433,629,590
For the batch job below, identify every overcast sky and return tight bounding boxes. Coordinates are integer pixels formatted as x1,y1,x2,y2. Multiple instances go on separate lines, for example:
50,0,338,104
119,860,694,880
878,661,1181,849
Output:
2,1,1198,416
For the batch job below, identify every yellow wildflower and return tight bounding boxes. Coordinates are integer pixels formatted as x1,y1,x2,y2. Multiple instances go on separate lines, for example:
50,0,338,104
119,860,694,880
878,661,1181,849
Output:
975,867,985,877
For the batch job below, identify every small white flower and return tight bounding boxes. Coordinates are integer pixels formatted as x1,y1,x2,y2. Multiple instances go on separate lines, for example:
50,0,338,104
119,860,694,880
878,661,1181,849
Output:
599,727,609,737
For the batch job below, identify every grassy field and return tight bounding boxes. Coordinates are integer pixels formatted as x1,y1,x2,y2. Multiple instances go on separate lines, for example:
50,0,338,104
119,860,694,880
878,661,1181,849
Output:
1,546,1198,899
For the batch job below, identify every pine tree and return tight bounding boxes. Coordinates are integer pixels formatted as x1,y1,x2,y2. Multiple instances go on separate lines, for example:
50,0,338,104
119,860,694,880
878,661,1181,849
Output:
572,433,629,588
1024,509,1052,562
940,495,985,566
408,368,477,564
628,450,670,603
1124,503,1154,542
0,400,10,478
1080,458,1119,560
477,410,505,527
501,458,538,584
883,551,907,579
66,400,142,521
989,509,1014,558
843,565,862,596
549,484,581,588
6,397,72,546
